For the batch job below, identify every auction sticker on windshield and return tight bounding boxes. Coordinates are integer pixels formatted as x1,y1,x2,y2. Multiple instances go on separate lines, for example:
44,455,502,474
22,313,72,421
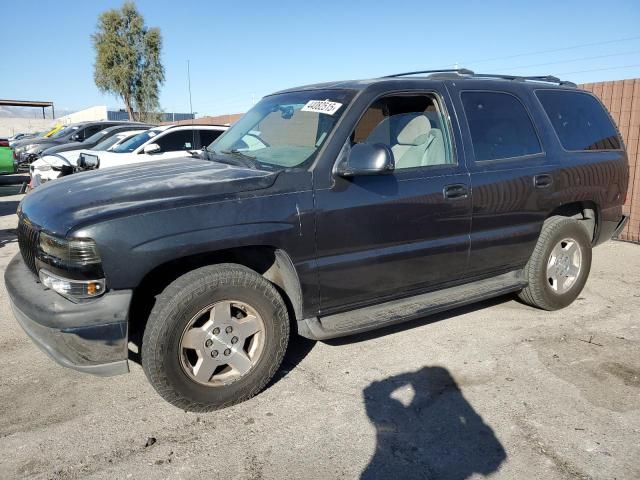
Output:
301,99,343,115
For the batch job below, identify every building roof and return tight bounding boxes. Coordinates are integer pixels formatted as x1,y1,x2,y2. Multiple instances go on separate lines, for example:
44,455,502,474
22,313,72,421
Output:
0,99,54,108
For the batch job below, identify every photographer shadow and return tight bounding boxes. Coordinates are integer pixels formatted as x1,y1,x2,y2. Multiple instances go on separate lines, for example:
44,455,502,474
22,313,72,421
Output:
362,366,506,480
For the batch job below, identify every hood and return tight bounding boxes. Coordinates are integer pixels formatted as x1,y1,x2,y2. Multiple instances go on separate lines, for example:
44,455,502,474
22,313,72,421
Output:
19,158,279,235
42,141,84,155
13,137,64,151
38,150,78,166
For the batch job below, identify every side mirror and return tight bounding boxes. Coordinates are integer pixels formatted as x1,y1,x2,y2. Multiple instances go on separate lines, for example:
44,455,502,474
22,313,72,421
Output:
337,143,395,177
70,133,81,142
143,143,161,154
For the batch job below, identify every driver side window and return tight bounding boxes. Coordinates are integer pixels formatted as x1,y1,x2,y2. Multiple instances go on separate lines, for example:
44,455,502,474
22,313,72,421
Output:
352,94,454,169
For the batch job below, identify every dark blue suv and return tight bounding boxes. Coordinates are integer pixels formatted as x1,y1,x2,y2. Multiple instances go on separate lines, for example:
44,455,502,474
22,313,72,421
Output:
6,70,629,411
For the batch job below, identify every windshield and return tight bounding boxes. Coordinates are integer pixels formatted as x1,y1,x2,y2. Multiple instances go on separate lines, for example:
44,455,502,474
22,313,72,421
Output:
50,125,79,139
84,128,113,145
92,133,129,151
112,129,161,153
209,89,355,169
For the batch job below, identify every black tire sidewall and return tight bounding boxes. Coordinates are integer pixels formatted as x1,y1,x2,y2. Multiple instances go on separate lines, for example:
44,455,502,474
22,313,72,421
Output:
143,267,288,410
533,221,592,309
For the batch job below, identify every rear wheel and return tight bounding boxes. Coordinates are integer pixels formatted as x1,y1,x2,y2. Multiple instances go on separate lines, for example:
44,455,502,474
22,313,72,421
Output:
519,216,592,310
141,264,289,411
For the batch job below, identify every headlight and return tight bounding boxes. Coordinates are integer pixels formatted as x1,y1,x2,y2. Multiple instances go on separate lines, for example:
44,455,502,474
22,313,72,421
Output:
39,232,101,265
39,269,105,301
24,144,40,152
37,164,52,172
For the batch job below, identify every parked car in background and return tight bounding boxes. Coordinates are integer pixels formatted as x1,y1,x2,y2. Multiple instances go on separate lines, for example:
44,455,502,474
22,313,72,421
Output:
43,124,64,138
5,70,628,411
9,131,44,148
11,121,138,170
29,128,150,188
0,138,17,174
76,124,228,170
40,123,153,157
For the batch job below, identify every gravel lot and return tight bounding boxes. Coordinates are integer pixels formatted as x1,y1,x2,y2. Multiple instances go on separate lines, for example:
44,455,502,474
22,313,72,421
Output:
0,192,638,480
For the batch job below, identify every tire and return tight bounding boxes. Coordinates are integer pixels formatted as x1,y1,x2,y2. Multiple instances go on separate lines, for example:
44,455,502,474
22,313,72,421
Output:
141,263,289,412
518,216,592,311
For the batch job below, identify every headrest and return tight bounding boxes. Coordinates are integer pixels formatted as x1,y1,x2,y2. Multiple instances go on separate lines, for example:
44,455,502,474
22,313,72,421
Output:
395,114,431,146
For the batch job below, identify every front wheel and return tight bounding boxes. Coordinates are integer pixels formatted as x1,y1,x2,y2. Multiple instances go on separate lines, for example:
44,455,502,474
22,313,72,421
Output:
519,216,592,310
141,264,289,411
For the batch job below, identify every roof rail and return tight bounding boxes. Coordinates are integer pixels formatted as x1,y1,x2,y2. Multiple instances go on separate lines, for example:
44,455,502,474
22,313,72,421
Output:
383,68,475,78
469,73,577,87
381,69,576,87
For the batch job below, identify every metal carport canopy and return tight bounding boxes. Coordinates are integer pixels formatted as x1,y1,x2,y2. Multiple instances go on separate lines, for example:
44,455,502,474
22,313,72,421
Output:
0,99,55,118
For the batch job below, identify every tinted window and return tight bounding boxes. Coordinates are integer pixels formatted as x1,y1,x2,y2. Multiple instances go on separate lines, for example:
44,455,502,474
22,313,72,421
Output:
155,130,196,152
199,129,223,147
536,90,621,151
462,91,542,161
352,94,454,169
85,127,115,145
81,125,104,140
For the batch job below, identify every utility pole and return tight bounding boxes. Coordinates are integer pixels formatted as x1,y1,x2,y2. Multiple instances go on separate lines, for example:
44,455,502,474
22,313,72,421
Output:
187,60,194,121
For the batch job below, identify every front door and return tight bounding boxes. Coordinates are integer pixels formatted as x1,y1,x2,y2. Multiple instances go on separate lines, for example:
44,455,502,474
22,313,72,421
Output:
314,91,472,314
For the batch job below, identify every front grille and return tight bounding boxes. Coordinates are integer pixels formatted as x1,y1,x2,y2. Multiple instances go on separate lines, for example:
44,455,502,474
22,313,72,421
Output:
17,219,40,275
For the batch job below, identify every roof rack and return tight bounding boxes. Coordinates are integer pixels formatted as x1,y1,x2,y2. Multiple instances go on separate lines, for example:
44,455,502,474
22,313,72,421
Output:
383,68,475,78
382,69,576,87
471,73,577,87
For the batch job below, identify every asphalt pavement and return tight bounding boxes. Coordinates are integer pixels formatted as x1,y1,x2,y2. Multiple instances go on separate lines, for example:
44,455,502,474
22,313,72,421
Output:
0,192,638,479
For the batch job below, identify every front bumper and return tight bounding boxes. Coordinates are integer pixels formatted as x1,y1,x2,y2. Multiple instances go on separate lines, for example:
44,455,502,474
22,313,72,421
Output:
5,253,132,376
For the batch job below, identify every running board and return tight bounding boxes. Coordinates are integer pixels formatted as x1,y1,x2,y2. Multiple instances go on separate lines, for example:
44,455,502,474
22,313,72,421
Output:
298,271,526,340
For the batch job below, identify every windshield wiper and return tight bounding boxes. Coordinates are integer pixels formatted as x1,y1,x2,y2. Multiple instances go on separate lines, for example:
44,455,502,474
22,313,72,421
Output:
215,149,260,169
222,149,257,160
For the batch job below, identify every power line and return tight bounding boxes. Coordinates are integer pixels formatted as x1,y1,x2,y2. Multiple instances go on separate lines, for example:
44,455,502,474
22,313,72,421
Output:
557,63,640,75
461,35,640,66
501,50,640,71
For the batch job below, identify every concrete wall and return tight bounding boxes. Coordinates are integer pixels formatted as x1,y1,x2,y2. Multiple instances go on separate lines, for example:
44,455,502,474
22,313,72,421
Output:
581,79,640,243
0,118,57,138
57,106,109,125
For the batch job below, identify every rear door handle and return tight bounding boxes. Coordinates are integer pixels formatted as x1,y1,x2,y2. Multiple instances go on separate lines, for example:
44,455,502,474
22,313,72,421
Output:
534,174,553,188
443,183,469,200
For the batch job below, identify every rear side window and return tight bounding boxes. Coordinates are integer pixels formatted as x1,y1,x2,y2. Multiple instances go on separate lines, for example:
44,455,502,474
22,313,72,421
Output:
155,130,196,152
535,90,621,151
461,91,542,161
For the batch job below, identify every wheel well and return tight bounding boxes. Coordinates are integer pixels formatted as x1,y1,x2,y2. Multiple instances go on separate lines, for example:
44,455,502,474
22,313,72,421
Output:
128,246,303,349
546,201,598,241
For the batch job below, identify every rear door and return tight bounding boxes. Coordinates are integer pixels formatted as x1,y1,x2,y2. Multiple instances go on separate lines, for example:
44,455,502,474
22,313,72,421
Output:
446,82,559,276
314,89,472,313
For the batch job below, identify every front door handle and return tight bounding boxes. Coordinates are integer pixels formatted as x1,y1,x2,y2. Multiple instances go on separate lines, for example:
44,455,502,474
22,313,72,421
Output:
534,174,553,188
443,183,469,200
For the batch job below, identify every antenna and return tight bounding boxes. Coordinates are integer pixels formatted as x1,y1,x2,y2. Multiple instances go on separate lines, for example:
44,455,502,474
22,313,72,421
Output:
187,60,196,150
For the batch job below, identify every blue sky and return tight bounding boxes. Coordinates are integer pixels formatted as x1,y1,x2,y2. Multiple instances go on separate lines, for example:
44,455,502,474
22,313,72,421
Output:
2,0,640,116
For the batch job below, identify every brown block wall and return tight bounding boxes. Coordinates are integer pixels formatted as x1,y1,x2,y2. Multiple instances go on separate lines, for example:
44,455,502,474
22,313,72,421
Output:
581,79,640,243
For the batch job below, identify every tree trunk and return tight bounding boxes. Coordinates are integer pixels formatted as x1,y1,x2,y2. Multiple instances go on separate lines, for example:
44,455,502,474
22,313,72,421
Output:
124,96,136,121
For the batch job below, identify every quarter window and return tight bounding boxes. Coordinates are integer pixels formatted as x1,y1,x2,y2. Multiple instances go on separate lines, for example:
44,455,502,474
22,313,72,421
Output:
536,90,621,151
461,91,542,161
352,94,453,169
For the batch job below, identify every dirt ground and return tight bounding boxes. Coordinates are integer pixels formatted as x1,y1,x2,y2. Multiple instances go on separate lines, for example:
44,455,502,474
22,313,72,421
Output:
0,192,638,480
